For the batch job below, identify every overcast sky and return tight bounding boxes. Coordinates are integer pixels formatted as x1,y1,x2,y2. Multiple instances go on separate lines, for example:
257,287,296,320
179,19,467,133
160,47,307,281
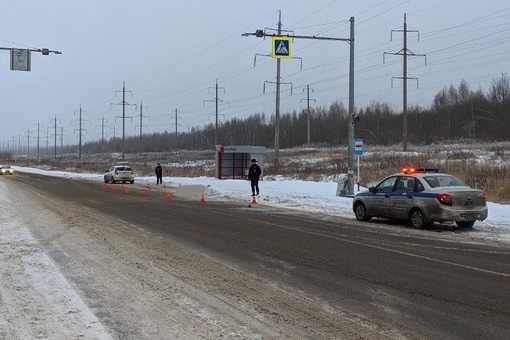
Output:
1,0,509,149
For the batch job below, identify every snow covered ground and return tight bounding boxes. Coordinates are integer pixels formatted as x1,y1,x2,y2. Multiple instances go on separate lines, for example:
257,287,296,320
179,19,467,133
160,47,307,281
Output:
2,165,509,338
11,165,510,244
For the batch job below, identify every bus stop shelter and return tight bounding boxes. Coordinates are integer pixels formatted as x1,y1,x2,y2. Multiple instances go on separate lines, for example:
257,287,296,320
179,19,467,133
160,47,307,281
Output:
215,145,265,180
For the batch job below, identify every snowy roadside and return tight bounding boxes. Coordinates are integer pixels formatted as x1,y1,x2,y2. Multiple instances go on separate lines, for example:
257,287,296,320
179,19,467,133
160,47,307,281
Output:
11,165,510,244
0,180,112,339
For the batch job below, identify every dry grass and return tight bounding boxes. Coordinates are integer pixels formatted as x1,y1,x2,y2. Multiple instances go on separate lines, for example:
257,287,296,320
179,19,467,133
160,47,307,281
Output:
270,142,510,204
9,142,510,203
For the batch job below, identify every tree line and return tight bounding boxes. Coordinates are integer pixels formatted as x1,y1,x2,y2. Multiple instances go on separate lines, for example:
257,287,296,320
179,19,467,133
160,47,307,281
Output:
111,73,505,152
3,73,507,160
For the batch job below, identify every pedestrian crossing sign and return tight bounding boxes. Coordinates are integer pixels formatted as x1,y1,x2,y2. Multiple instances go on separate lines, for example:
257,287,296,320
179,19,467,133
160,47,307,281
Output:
272,37,292,59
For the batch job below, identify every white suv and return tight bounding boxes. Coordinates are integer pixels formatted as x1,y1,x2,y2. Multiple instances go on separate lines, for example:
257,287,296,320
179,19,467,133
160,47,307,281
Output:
104,165,135,184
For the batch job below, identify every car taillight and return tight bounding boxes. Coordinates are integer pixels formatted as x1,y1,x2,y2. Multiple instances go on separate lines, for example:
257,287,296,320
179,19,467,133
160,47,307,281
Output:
436,193,452,206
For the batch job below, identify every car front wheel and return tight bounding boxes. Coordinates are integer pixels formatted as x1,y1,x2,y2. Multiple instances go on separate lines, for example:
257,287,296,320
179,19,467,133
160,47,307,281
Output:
354,202,371,221
409,208,431,229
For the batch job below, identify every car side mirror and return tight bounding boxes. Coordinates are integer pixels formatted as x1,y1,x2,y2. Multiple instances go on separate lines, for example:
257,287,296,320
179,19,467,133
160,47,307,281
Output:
369,186,376,193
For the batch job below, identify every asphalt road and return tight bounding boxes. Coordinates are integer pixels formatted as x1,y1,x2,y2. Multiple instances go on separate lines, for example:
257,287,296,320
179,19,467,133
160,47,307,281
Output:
9,172,510,339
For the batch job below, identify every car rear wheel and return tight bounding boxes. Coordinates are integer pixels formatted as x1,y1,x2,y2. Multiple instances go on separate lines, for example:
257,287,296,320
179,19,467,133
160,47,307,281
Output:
456,221,475,228
354,202,370,221
130,180,134,184
409,209,431,229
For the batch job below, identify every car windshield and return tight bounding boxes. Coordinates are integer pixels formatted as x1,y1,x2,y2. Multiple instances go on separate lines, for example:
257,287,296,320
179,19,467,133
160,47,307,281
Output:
424,175,468,188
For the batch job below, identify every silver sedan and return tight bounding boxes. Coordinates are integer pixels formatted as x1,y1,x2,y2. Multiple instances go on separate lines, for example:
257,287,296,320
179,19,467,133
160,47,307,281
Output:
352,168,488,229
104,165,135,184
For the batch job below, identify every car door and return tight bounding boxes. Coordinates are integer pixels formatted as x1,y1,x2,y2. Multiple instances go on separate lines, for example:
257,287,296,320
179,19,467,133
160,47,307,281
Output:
370,176,398,217
390,176,416,219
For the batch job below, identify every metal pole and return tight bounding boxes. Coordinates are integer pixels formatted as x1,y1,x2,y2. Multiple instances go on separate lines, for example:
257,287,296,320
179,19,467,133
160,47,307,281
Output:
139,101,143,155
347,16,355,196
274,11,282,171
78,105,82,160
54,115,57,159
215,79,219,146
122,81,126,160
175,108,178,137
403,14,408,152
307,85,311,146
37,122,40,158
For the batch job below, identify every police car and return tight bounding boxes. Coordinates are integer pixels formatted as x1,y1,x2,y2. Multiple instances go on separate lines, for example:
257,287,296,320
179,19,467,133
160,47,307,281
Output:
352,167,488,229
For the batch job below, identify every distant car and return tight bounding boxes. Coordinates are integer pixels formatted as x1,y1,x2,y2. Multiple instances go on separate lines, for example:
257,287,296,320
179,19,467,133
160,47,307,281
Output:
0,165,14,175
352,167,488,229
104,165,134,184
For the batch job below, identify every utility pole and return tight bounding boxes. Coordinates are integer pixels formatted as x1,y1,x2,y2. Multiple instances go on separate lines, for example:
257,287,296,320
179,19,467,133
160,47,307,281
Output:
25,129,31,158
112,125,117,153
111,82,136,160
72,105,88,160
96,115,108,154
50,115,61,159
34,121,42,158
249,12,303,171
60,126,65,156
136,101,150,155
384,13,426,152
204,79,227,146
45,129,49,157
172,108,182,138
243,16,356,196
301,85,316,147
275,12,282,169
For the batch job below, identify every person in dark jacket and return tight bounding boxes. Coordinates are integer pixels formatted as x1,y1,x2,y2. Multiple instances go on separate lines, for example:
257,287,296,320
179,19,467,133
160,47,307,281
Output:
155,163,163,184
248,159,261,196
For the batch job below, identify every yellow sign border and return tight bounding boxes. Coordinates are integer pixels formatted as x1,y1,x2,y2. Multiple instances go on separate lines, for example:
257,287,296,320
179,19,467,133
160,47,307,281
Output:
271,37,292,59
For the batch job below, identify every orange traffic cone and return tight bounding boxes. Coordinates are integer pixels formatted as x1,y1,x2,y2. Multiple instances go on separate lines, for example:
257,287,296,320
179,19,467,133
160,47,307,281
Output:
165,191,172,201
251,195,257,204
124,187,131,195
140,188,146,196
102,183,106,191
112,185,117,193
179,182,182,187
200,193,206,203
163,182,167,188
120,183,125,189
146,183,151,189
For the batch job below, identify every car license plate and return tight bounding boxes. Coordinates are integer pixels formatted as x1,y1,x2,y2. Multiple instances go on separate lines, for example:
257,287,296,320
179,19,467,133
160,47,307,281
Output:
461,214,479,220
